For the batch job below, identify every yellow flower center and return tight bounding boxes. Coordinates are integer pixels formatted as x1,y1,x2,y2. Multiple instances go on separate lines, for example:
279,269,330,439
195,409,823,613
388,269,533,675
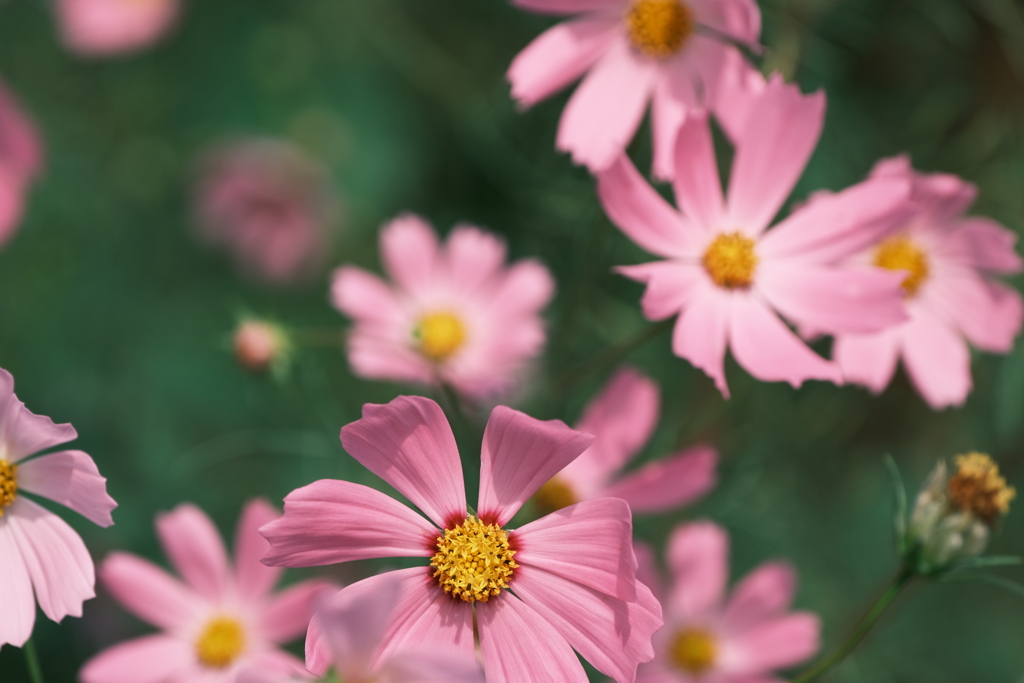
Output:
195,617,246,669
415,311,466,362
703,232,758,289
0,460,17,516
670,628,718,675
533,477,578,515
947,452,1016,525
873,235,930,297
625,0,694,59
430,515,518,603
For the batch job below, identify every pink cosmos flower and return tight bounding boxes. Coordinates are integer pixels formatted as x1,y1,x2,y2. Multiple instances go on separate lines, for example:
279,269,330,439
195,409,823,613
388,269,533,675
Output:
80,500,331,683
0,368,117,648
196,139,337,285
0,80,43,247
832,156,1024,409
237,576,485,683
534,366,716,515
635,522,819,683
507,0,760,176
260,395,663,683
597,74,912,396
331,215,555,399
57,0,179,56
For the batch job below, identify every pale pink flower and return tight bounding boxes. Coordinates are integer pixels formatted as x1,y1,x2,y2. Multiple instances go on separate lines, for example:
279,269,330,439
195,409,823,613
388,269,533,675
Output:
261,396,663,683
0,368,117,648
80,500,331,683
57,0,179,56
534,366,716,515
833,156,1024,409
507,0,759,176
196,139,337,284
635,522,819,683
331,215,555,398
597,75,912,396
237,576,485,683
0,80,43,247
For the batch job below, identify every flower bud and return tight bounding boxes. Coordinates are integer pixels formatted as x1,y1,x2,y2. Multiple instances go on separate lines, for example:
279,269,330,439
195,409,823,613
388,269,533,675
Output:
233,320,288,373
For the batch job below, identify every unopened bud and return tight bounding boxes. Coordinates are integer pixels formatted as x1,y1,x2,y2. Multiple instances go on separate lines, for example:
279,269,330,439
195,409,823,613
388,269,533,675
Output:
234,320,288,372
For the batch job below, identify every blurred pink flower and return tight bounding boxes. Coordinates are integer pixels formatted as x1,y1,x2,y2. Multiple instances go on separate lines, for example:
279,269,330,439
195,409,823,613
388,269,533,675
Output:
196,139,337,284
635,522,819,683
0,368,116,648
80,500,331,683
261,396,663,683
0,80,43,247
833,156,1024,409
597,75,912,396
534,366,716,514
237,576,485,683
507,0,759,176
57,0,179,56
331,215,554,399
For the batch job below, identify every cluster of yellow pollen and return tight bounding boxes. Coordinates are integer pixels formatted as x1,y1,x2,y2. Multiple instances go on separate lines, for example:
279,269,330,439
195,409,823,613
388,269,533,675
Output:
415,311,467,362
533,477,578,514
702,232,758,289
947,452,1016,524
195,617,246,669
430,515,518,603
873,235,930,297
670,628,718,675
625,0,694,59
0,459,18,516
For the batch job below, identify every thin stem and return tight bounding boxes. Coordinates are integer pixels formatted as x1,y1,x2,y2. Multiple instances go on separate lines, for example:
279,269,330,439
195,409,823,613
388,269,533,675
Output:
24,638,44,683
790,567,915,683
554,319,674,395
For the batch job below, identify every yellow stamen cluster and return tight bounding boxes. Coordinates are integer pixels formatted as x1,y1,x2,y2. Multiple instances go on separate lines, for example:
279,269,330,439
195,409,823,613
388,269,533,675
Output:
873,235,930,297
415,311,467,362
670,628,718,675
703,232,758,289
0,460,17,516
431,515,518,603
626,0,694,59
533,477,578,514
947,452,1016,524
195,617,246,669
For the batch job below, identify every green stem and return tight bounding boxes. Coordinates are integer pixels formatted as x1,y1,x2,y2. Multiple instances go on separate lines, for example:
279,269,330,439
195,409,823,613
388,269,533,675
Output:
790,567,915,683
554,319,674,396
24,638,44,683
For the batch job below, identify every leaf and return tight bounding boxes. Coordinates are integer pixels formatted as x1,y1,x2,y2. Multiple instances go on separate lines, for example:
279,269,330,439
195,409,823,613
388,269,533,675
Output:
884,454,908,544
950,556,1023,571
938,572,1024,599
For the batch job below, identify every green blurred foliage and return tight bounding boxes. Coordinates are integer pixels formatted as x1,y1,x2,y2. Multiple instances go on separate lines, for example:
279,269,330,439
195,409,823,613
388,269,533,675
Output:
1,0,1024,680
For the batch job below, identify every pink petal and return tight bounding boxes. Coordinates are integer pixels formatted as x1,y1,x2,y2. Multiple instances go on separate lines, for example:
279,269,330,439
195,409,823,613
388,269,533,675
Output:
514,497,638,601
233,498,282,600
728,294,842,387
477,593,589,683
720,562,796,632
671,284,732,397
633,541,663,605
725,613,820,674
15,449,116,527
511,0,623,13
57,0,179,56
156,503,229,600
927,267,1023,353
331,266,403,325
601,444,717,514
79,635,192,683
340,396,466,529
726,75,825,235
666,521,728,621
5,499,94,623
713,51,766,143
650,70,693,182
346,332,434,386
901,307,972,409
671,114,725,231
616,262,706,321
557,37,657,172
444,225,508,292
0,520,35,647
99,552,203,630
491,259,556,315
511,564,662,683
478,406,593,526
261,579,333,644
311,575,402,681
377,647,485,683
695,0,762,44
634,663,686,683
260,479,437,567
0,169,26,248
833,330,901,395
508,17,619,108
0,80,43,180
944,217,1023,274
0,368,78,461
380,214,439,292
246,649,310,677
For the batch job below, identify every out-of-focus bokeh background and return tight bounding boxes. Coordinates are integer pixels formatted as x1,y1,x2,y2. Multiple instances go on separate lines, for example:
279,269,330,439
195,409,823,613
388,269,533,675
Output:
1,0,1024,680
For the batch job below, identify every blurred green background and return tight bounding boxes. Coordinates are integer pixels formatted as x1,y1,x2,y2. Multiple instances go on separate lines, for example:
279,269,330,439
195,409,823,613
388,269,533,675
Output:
1,0,1024,680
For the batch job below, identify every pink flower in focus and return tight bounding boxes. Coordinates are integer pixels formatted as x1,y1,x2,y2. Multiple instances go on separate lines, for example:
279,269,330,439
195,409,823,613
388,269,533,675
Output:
0,80,43,247
261,396,663,683
80,500,331,683
833,156,1024,409
331,215,555,399
0,368,116,648
507,0,759,176
196,139,337,284
57,0,179,56
635,522,819,683
237,576,485,683
597,75,912,396
534,366,716,515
